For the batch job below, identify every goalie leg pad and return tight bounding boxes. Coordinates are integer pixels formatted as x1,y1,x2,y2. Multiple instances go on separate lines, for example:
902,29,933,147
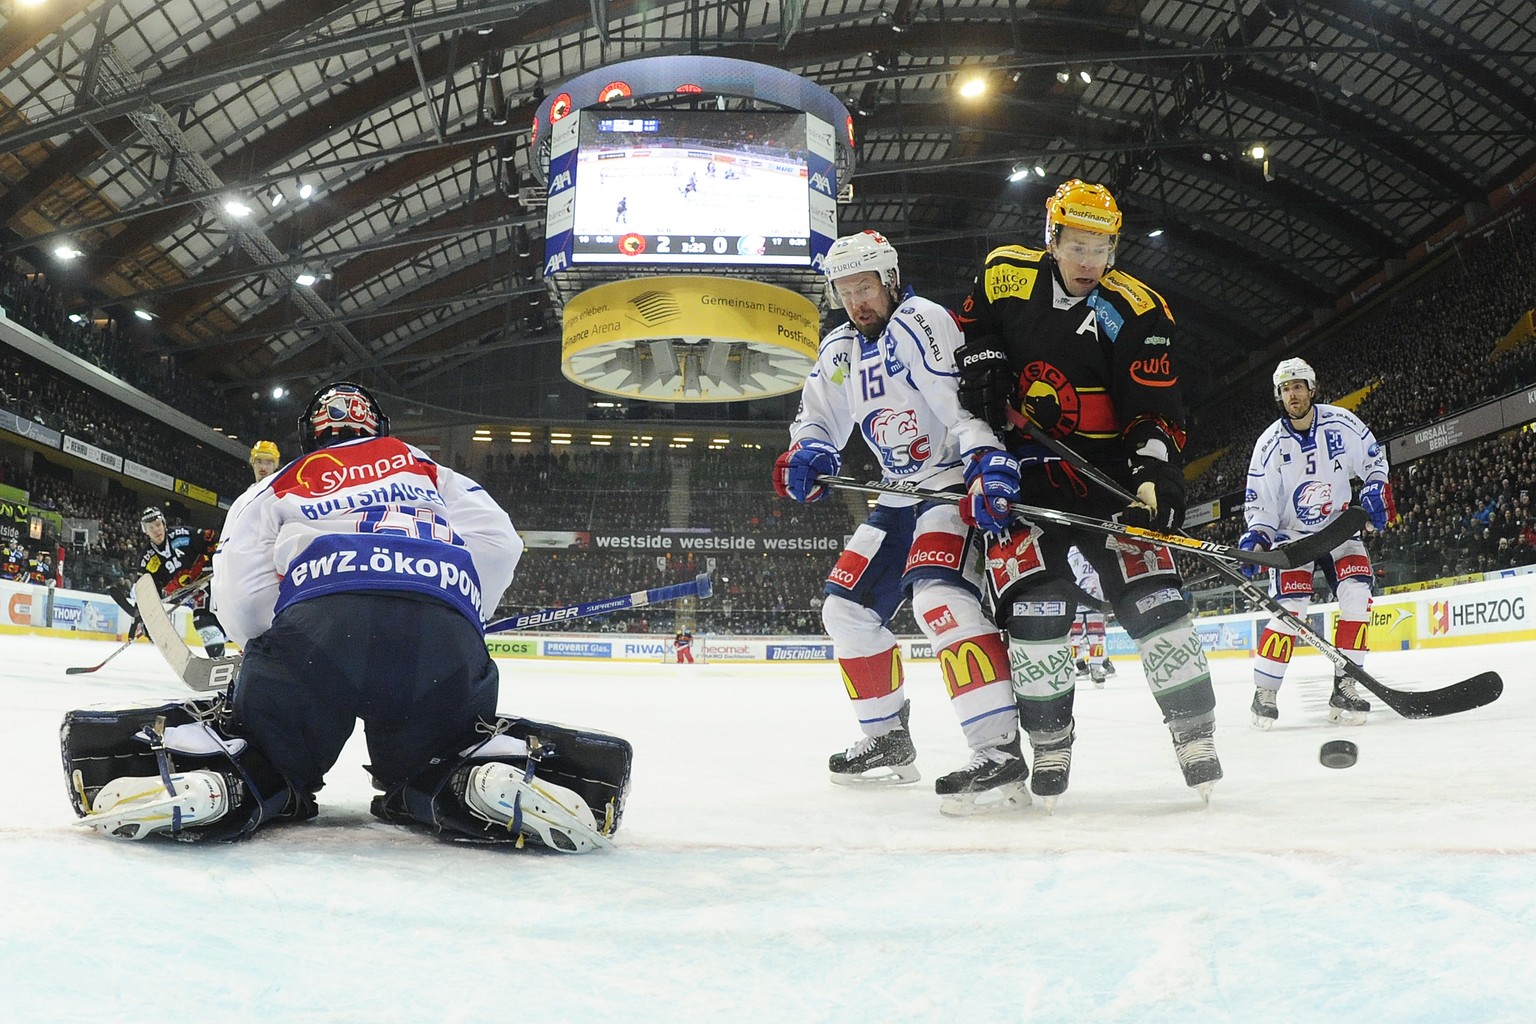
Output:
372,717,634,848
61,698,296,842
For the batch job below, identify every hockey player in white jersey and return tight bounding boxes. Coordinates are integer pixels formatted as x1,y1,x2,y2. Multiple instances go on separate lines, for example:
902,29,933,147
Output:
1066,546,1115,687
774,230,1026,815
1239,358,1394,728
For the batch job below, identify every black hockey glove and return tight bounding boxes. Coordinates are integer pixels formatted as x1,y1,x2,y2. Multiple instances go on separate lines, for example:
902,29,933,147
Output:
1122,456,1187,532
955,338,1014,431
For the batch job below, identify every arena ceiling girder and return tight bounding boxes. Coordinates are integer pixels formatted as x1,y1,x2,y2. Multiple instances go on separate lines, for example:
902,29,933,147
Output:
1,0,1531,425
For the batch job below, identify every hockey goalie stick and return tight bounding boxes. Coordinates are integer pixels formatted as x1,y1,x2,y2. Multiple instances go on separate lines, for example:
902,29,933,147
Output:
484,573,714,634
818,476,1365,571
132,573,243,693
1012,419,1502,720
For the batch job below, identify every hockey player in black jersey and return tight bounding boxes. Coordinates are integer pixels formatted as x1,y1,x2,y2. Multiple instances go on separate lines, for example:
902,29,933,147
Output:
954,179,1222,805
138,506,228,657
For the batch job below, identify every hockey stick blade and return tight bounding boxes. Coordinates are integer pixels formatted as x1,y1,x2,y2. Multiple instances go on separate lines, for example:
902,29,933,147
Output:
1266,507,1371,569
65,629,141,675
1352,669,1503,720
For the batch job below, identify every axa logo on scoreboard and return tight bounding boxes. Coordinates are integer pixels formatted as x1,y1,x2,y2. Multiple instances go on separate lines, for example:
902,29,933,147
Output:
1428,596,1528,635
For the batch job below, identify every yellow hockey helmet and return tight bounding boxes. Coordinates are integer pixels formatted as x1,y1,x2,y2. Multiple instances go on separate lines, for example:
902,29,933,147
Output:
249,440,281,464
1044,179,1123,248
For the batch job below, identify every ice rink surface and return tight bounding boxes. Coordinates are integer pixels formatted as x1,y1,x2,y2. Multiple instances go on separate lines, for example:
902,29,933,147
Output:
3,633,1533,1024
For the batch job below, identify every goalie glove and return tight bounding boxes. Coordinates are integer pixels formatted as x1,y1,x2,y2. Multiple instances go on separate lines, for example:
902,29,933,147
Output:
960,450,1021,536
1358,480,1396,531
773,440,841,503
1237,528,1273,580
955,338,1014,431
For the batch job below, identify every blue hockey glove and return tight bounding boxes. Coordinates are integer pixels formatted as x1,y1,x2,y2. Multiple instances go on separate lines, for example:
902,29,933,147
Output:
1237,528,1273,580
960,450,1021,536
1358,480,1395,531
773,440,841,503
1121,455,1187,532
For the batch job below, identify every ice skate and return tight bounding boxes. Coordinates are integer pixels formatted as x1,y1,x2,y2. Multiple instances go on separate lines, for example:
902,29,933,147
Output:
1089,662,1107,688
1028,723,1074,814
1170,718,1222,803
75,770,235,840
829,700,918,785
1074,658,1090,678
1101,660,1116,677
935,736,1030,817
458,762,612,853
1250,687,1279,730
1328,674,1371,726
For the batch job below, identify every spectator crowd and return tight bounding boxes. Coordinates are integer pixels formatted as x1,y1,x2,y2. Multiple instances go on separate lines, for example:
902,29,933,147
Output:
2,208,1535,634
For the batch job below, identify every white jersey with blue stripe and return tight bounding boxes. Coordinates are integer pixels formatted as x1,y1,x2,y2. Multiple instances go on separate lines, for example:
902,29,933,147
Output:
1244,403,1388,542
789,293,1002,506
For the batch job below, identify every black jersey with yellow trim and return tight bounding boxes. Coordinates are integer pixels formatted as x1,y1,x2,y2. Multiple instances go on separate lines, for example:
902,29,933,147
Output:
958,245,1189,465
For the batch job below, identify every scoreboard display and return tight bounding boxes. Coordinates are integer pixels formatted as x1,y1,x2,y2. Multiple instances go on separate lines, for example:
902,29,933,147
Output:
567,109,814,267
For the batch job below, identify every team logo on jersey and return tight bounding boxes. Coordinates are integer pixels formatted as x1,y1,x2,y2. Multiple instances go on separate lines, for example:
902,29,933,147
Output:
1129,352,1176,388
1018,361,1080,437
1291,480,1335,527
279,437,440,500
862,408,932,475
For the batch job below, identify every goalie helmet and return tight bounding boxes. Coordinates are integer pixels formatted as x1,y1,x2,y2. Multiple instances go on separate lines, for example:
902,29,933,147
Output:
1272,357,1317,400
298,381,389,453
1044,179,1122,262
822,230,900,294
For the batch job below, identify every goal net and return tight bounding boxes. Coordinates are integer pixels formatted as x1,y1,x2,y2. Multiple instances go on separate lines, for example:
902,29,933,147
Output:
660,635,708,664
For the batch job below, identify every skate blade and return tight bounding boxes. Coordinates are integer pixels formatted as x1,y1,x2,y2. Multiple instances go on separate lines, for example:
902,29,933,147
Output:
1250,714,1276,731
1194,781,1215,805
1042,794,1058,816
828,764,920,787
938,782,1031,818
1327,708,1369,727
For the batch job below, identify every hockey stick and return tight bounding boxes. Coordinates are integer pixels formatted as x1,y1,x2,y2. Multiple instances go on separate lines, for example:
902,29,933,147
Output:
818,476,1365,571
64,621,145,676
133,573,243,693
485,574,714,633
64,577,210,676
1012,419,1502,719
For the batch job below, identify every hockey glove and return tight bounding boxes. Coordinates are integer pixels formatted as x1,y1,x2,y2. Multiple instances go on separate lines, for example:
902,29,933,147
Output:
1358,480,1396,531
163,555,209,595
960,450,1021,536
955,338,1014,431
1121,455,1187,532
773,440,841,503
1237,529,1273,580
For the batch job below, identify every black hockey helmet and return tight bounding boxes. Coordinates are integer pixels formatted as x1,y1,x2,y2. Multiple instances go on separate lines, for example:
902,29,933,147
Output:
139,506,166,533
298,380,390,453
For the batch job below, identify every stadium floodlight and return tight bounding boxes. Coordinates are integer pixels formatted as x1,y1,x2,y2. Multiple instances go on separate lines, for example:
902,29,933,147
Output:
223,198,251,218
297,181,315,200
53,245,83,260
958,76,986,99
1008,163,1031,183
295,273,318,287
133,308,154,321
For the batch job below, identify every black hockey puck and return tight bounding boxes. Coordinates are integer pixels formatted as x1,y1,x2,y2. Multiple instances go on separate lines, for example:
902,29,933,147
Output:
1319,740,1358,769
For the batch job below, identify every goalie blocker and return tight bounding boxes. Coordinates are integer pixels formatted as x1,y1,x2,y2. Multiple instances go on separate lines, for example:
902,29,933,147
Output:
62,697,634,850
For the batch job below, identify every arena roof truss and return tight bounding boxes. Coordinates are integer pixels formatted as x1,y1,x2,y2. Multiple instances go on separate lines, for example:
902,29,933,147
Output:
1,0,1532,425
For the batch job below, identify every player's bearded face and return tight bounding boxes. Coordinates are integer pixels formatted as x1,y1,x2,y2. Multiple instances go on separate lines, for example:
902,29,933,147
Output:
1051,226,1114,297
834,272,895,339
1279,380,1314,420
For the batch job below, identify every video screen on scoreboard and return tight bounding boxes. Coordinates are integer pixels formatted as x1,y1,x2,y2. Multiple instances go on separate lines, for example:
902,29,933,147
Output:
569,110,813,266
